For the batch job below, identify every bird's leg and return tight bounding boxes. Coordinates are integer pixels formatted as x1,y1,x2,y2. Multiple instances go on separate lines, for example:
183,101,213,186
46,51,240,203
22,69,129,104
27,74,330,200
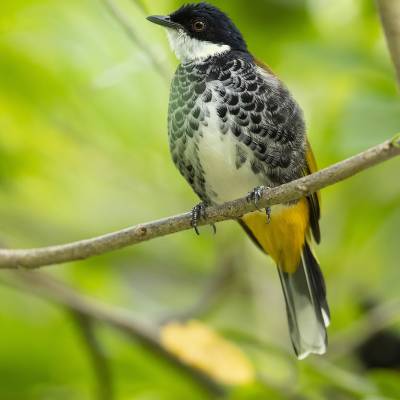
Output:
191,203,206,235
247,185,272,224
266,206,272,224
191,202,217,235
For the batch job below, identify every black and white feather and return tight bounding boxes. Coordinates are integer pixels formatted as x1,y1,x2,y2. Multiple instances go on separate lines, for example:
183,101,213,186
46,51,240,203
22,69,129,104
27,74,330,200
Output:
168,51,307,204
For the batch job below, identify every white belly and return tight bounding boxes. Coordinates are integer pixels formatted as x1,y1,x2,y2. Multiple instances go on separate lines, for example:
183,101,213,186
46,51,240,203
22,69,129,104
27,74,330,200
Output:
196,108,264,204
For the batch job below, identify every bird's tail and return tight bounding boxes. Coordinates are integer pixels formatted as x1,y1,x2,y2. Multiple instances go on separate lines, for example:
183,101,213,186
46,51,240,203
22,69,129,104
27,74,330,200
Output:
277,241,330,359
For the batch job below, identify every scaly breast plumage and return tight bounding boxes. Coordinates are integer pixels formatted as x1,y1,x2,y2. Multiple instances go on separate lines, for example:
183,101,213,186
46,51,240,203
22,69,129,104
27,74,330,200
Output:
168,55,307,203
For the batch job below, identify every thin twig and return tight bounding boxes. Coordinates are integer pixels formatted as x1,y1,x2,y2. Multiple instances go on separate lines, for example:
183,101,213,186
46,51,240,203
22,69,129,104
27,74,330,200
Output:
72,312,114,400
221,328,376,398
377,0,400,88
0,135,399,270
308,358,377,397
103,0,171,83
1,271,225,397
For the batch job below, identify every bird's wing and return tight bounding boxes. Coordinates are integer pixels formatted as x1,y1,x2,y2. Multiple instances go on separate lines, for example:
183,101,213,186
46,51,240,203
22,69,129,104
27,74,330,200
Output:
230,58,321,266
303,139,321,243
255,60,321,243
218,57,308,187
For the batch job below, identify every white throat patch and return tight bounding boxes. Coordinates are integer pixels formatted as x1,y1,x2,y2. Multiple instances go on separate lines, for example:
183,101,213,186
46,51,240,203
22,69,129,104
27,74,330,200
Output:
166,29,231,63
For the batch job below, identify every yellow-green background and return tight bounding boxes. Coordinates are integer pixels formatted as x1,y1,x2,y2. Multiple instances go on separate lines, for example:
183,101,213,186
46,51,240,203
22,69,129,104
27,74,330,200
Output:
1,0,399,399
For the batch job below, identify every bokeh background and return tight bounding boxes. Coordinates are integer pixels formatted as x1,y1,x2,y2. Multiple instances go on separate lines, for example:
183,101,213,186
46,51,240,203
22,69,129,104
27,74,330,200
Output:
1,0,400,399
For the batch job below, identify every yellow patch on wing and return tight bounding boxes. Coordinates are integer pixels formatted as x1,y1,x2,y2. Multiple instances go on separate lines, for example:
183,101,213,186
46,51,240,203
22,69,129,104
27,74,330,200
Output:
242,199,310,273
305,140,318,175
161,320,256,385
305,141,321,242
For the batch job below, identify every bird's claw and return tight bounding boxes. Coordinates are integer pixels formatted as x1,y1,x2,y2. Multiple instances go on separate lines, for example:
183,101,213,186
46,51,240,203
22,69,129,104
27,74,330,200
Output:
247,186,272,224
191,203,217,235
247,186,266,210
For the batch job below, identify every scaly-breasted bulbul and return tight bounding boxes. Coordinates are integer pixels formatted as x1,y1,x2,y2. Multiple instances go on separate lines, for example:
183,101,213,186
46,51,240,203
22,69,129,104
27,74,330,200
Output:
147,2,330,359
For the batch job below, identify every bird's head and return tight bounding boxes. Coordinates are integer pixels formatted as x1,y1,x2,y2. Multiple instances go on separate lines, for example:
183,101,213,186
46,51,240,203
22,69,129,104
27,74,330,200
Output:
147,3,247,63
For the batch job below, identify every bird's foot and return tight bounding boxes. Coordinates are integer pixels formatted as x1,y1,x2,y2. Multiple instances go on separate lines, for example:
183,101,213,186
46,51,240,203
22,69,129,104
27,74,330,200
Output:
247,186,272,224
247,186,266,209
191,203,217,235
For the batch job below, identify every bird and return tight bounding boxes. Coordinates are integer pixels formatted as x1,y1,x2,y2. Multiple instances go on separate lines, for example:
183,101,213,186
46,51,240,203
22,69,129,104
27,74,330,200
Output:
147,2,330,359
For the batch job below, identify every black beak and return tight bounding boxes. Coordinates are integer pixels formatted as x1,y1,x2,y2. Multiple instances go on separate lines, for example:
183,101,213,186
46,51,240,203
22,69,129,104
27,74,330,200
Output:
147,15,182,30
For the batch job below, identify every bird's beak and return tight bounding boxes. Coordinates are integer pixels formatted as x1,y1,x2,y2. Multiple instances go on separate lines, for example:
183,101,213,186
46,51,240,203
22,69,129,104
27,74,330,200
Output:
146,15,182,30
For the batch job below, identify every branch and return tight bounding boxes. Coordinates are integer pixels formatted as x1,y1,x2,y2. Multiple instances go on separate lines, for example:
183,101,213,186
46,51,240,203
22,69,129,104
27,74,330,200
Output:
377,0,400,88
103,0,171,83
1,272,225,396
0,136,399,270
72,312,114,400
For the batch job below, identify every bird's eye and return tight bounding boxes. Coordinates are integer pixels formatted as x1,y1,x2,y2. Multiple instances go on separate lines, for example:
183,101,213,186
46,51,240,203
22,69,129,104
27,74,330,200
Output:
192,20,206,32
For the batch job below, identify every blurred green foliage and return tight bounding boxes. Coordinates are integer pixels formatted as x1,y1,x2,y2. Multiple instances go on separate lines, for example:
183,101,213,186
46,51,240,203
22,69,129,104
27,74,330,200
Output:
1,0,399,399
